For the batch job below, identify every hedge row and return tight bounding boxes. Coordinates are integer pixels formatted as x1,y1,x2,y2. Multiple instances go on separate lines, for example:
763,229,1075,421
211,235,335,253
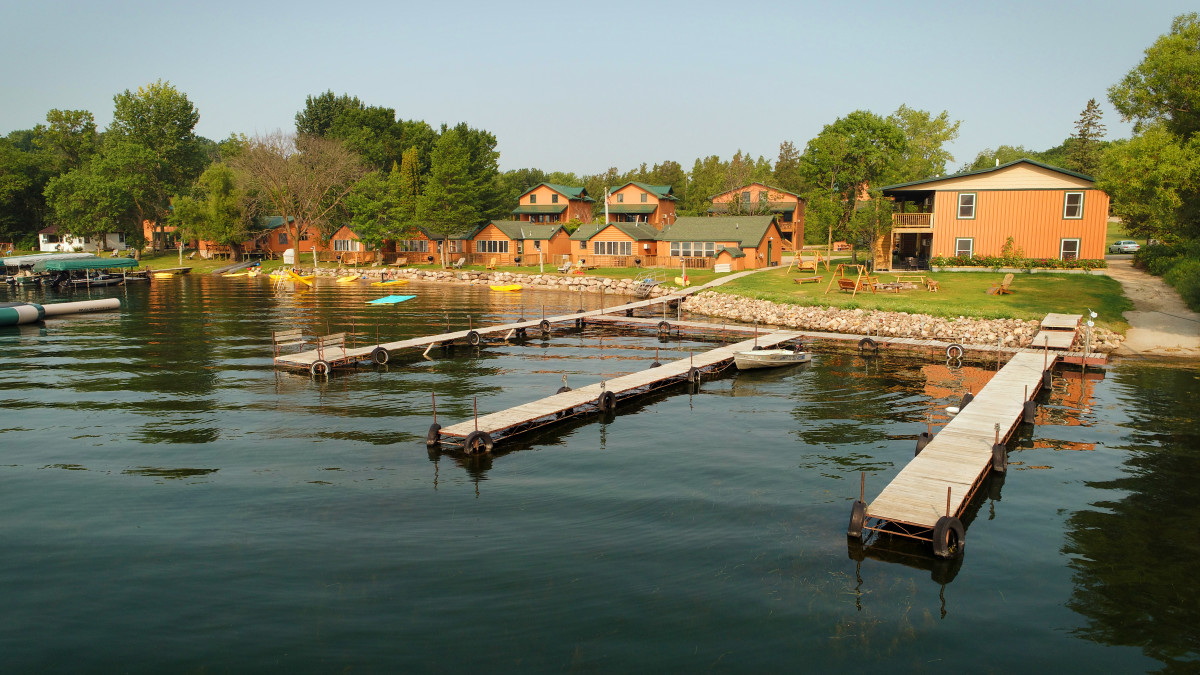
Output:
928,255,1107,270
1136,243,1200,311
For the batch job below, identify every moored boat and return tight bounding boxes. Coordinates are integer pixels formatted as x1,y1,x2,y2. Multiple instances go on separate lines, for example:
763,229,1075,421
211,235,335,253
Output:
733,346,812,370
489,283,522,292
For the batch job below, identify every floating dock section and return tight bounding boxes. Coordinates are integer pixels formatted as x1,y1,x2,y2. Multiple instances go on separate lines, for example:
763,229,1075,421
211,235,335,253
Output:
428,331,805,452
848,347,1058,558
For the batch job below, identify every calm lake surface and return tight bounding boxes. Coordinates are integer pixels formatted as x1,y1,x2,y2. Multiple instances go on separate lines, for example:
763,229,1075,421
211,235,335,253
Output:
2,276,1197,673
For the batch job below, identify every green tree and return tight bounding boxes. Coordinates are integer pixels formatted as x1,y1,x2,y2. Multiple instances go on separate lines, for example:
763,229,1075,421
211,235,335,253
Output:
800,110,906,253
37,109,99,173
963,145,1038,171
169,163,260,254
1109,13,1200,139
884,105,961,183
773,141,804,192
1066,99,1107,175
417,128,479,266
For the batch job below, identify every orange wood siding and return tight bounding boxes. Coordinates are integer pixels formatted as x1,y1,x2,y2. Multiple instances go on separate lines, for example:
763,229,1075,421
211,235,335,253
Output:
932,189,1108,260
609,184,674,226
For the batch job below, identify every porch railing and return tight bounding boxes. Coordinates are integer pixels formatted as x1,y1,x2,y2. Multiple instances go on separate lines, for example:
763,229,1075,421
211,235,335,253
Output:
892,213,933,229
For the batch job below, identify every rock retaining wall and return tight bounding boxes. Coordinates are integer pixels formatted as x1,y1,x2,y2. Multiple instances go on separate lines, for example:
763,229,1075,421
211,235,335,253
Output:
303,265,672,297
682,291,1125,353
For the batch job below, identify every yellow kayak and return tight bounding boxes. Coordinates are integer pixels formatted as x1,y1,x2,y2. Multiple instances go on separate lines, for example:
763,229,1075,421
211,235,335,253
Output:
336,274,361,283
223,271,250,277
490,284,522,292
371,279,409,286
287,270,314,286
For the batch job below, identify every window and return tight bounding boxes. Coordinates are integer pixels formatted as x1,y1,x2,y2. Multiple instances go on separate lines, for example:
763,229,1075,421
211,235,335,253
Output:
552,194,559,204
398,240,428,252
44,234,59,243
117,233,126,243
277,232,287,245
758,191,768,202
1063,192,1084,219
640,193,648,203
955,238,974,257
534,240,541,250
475,240,509,253
616,193,624,203
741,192,750,203
670,241,715,257
593,240,632,256
579,240,587,249
530,194,537,204
299,232,309,241
957,193,976,219
1061,238,1080,260
333,239,361,252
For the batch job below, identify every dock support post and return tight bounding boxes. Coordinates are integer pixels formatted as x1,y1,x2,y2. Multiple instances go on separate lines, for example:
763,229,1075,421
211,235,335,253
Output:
426,392,442,447
946,487,951,518
474,396,478,432
1023,385,1036,423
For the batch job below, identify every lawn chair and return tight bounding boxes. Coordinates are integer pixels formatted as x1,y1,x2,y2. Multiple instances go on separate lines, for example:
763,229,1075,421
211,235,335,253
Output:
557,260,572,273
486,257,497,270
988,273,1015,295
452,257,466,269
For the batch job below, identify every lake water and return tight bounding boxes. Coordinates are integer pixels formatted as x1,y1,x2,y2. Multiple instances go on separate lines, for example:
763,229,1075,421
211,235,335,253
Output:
2,276,1197,673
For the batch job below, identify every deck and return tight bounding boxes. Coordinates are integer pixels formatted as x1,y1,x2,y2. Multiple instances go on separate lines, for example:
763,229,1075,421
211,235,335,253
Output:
432,331,804,448
861,349,1052,540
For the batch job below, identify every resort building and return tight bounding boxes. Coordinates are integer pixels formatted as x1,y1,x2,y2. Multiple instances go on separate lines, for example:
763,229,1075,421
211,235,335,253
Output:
511,183,595,223
709,183,805,251
469,221,571,266
658,215,784,271
879,159,1109,271
605,182,677,226
38,226,131,253
567,221,662,268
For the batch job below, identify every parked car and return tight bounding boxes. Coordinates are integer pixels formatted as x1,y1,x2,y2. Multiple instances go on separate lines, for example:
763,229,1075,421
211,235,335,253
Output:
1109,240,1141,254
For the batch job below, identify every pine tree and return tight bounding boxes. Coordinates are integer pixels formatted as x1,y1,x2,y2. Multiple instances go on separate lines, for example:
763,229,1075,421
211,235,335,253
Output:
1067,99,1106,176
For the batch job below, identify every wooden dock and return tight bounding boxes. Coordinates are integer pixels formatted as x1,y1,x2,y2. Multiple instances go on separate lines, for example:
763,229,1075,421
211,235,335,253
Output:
849,348,1056,558
429,331,805,452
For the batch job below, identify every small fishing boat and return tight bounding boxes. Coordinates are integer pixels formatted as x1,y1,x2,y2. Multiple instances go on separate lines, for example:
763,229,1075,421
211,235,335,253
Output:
336,274,361,283
371,278,409,286
733,346,812,370
489,283,522,292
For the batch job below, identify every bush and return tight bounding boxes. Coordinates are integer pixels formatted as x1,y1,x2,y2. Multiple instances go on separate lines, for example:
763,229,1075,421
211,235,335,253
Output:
1163,258,1200,309
929,255,1107,270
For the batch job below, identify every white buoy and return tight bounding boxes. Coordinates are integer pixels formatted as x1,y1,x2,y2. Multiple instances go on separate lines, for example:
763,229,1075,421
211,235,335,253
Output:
946,406,961,415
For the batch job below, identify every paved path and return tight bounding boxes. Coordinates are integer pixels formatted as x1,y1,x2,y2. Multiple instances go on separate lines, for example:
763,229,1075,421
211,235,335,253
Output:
1104,256,1200,358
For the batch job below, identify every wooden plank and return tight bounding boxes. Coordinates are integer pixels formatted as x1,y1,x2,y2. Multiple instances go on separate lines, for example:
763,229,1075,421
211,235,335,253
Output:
1041,313,1082,329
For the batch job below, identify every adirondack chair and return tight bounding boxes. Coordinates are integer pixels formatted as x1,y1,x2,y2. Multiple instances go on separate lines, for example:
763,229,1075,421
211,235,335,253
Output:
486,257,498,270
556,260,572,273
988,273,1015,295
452,257,466,269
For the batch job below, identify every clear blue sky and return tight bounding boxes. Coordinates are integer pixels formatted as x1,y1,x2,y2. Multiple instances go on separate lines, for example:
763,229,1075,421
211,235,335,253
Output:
1,0,1193,175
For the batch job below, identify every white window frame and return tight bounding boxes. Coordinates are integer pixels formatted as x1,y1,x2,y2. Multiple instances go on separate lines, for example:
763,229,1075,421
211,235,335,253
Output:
1060,238,1080,260
955,237,974,257
475,240,509,254
957,193,976,220
333,239,360,252
1063,192,1084,219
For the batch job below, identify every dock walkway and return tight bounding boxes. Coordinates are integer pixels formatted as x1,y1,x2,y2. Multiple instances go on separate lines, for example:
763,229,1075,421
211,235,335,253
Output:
432,331,804,451
852,349,1055,556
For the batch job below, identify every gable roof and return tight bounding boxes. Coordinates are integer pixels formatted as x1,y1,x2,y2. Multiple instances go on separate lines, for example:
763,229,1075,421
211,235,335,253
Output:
416,225,478,241
880,158,1095,191
569,221,661,242
715,246,746,259
520,182,594,202
708,201,797,215
710,182,802,200
485,221,565,240
658,216,777,245
609,182,677,201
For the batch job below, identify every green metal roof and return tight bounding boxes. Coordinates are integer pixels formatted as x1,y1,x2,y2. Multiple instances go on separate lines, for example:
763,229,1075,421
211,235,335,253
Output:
521,182,593,202
34,257,140,272
416,225,476,241
658,216,777,245
569,222,661,242
709,182,803,200
611,182,677,200
512,204,568,215
487,221,564,240
606,204,658,215
879,158,1096,191
715,246,746,258
708,201,796,214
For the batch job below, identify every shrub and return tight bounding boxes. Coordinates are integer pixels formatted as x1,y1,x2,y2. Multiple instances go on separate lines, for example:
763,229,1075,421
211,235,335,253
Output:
1163,258,1200,309
929,255,1107,270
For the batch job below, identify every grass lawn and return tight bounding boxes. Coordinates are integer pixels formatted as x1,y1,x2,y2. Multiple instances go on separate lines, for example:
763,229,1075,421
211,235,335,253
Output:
712,266,1132,332
1106,220,1128,248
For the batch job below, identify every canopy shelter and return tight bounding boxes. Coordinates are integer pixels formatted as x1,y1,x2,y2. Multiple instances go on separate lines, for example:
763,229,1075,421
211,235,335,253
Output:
33,257,139,272
3,252,98,268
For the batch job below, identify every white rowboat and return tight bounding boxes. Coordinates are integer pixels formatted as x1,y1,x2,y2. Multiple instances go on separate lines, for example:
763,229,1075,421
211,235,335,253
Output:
733,348,812,370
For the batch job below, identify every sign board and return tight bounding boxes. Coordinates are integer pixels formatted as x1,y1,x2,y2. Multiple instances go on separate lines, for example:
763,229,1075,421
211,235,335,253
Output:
714,263,731,273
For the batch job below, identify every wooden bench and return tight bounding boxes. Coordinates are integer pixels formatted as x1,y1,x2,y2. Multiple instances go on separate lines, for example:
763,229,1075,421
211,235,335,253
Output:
793,276,822,284
893,274,926,285
272,329,305,359
316,333,347,362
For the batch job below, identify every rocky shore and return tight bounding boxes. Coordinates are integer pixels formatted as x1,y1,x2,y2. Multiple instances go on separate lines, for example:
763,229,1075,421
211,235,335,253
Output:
682,291,1126,353
310,265,674,297
308,265,1124,352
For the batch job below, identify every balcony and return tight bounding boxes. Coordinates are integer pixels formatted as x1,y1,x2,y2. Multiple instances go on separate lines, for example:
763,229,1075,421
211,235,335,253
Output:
892,213,933,229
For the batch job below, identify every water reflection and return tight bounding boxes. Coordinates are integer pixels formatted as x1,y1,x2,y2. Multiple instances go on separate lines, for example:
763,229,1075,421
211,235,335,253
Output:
1062,364,1200,672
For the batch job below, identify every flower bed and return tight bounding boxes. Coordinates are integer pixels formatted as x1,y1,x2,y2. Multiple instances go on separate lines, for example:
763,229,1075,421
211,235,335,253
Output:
929,255,1107,270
